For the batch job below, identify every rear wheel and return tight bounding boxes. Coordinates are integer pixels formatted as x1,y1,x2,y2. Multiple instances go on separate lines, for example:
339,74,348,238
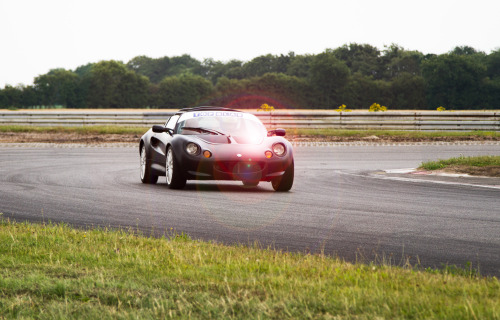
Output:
271,161,294,192
140,145,158,184
166,147,186,189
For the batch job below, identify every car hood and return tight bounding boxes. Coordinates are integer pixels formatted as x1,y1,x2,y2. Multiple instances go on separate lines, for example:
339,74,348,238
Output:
193,134,264,145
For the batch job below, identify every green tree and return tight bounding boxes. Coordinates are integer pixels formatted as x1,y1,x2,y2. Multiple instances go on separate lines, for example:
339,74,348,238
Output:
309,51,350,107
450,46,483,56
486,49,500,79
390,73,427,109
157,74,213,108
34,69,81,107
169,54,204,77
286,54,313,78
275,53,295,74
484,49,500,108
382,45,424,79
240,53,295,78
19,85,39,107
249,73,311,108
483,78,500,108
333,43,380,78
212,73,311,109
202,59,245,84
127,55,204,84
74,63,95,77
341,73,392,108
0,85,23,108
87,61,150,108
0,85,40,108
243,54,277,77
127,56,170,83
422,53,487,109
5,44,496,111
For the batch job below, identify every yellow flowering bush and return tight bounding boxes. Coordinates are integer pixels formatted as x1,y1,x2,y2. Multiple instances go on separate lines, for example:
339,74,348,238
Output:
369,103,387,112
257,103,275,112
437,106,446,111
335,104,351,112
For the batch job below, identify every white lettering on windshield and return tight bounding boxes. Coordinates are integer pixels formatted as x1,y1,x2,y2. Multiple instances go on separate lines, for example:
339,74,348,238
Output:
193,112,243,118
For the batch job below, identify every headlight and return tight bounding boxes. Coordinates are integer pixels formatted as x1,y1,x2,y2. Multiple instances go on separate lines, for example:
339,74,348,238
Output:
272,143,286,156
186,142,200,155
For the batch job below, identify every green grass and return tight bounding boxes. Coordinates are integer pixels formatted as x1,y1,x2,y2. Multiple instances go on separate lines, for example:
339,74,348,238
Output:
1,219,499,319
0,125,146,135
420,155,500,170
1,124,499,139
291,128,500,139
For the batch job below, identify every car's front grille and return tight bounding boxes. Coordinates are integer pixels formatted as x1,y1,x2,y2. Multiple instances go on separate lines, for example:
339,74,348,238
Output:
214,161,264,174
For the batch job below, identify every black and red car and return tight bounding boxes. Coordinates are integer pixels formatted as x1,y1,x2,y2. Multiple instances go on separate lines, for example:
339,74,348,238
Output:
139,106,294,191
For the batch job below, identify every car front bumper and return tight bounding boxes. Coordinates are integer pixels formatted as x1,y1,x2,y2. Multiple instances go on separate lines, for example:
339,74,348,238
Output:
179,149,292,182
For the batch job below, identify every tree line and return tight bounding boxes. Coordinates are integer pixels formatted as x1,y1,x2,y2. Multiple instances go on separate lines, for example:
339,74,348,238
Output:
1,44,499,110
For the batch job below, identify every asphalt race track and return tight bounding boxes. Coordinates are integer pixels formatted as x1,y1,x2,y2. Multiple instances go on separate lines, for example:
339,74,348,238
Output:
1,143,500,276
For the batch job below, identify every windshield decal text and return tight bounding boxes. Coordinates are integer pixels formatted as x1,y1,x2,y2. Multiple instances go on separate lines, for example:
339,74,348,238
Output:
193,112,243,118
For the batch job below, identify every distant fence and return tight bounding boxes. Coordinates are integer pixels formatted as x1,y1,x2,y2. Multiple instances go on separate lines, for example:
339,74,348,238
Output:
1,111,499,131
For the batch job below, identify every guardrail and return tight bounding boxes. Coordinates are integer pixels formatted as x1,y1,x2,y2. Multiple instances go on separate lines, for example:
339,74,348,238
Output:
0,111,499,131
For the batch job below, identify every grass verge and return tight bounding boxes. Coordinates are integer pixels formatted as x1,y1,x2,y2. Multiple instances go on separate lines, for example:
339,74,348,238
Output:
291,128,500,139
0,125,146,135
419,155,500,177
1,218,499,319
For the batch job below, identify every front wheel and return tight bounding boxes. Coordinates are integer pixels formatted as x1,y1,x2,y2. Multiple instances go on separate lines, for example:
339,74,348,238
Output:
140,145,158,184
166,147,186,189
271,161,294,192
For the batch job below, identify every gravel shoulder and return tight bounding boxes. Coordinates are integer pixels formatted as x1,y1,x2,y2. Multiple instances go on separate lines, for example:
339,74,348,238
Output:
0,132,142,144
2,131,500,144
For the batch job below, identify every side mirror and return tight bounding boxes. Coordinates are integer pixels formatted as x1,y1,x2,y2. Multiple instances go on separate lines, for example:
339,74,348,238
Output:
267,128,286,137
152,125,173,135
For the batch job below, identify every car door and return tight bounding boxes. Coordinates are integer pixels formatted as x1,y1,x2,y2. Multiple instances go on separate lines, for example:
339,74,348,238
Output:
150,115,180,171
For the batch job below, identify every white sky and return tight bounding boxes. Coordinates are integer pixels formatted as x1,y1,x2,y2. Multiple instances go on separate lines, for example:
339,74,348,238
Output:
1,0,499,87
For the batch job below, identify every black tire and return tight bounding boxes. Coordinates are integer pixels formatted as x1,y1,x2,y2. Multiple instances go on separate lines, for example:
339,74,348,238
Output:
271,160,294,191
166,146,186,189
140,145,158,184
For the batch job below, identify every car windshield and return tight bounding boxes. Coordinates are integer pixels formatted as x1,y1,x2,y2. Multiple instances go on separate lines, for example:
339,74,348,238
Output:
176,111,268,144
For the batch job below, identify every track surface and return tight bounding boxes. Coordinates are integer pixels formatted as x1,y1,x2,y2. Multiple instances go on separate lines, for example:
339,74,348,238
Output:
1,144,499,275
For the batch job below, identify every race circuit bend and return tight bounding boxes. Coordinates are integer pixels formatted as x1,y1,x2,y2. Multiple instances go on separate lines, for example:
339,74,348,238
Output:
1,142,499,276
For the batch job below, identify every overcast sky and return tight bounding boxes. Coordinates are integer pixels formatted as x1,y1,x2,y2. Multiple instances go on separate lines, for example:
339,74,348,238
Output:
1,0,499,87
